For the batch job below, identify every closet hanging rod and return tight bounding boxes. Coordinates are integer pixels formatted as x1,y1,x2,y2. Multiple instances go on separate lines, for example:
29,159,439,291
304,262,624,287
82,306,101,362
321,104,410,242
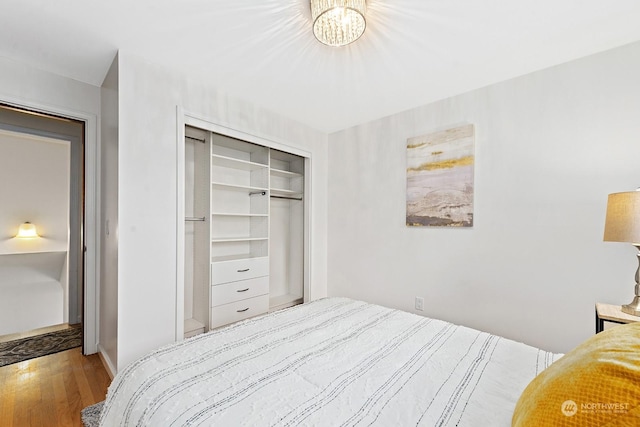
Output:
271,195,303,201
185,216,206,221
185,135,205,143
249,191,267,196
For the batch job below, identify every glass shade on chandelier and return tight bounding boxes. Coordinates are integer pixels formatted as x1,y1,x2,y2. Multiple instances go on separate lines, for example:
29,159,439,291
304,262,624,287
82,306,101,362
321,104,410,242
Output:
311,0,366,46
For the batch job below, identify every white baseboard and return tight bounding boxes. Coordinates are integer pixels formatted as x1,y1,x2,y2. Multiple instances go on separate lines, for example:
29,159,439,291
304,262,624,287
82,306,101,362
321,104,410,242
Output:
97,344,116,380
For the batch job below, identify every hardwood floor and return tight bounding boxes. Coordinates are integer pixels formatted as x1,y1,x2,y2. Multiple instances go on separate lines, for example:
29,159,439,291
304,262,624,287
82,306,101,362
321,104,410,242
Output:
0,347,110,427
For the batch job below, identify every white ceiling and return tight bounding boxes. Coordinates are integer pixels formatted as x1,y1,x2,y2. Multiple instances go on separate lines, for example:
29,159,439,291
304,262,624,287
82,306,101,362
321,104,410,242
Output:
2,0,640,133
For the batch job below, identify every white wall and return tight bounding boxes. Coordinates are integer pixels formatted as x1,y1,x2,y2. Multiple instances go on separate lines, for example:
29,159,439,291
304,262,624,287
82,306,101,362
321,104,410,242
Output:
327,41,640,354
0,252,67,335
0,131,70,254
114,51,328,370
0,57,101,115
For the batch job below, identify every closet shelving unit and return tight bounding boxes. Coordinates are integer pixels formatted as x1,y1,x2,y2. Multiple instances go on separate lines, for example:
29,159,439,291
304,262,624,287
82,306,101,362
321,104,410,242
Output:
208,135,271,329
210,137,270,263
183,126,307,336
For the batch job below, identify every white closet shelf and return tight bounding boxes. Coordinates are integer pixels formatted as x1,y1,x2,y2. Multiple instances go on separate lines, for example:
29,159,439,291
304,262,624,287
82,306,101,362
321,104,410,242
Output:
211,254,267,263
270,188,303,198
211,237,268,243
211,212,268,217
212,154,268,171
270,168,302,179
212,182,268,192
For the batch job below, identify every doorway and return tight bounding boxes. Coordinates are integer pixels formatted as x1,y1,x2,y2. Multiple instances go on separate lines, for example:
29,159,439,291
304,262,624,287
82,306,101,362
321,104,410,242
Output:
0,104,85,348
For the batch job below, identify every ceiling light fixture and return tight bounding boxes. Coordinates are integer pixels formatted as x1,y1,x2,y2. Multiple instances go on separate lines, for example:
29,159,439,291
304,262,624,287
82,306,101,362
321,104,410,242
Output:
311,0,366,47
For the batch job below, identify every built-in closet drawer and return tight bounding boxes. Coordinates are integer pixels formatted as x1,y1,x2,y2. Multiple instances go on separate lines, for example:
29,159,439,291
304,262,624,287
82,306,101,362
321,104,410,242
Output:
211,257,269,285
211,277,269,305
210,294,269,329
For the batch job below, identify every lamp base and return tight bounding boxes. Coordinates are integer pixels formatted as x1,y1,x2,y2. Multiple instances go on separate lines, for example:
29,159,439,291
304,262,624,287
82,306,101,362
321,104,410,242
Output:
621,246,640,317
621,296,640,317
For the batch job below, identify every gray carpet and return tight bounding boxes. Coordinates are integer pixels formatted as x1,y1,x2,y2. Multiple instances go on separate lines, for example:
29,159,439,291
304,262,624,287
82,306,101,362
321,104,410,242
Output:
81,401,104,427
0,326,82,367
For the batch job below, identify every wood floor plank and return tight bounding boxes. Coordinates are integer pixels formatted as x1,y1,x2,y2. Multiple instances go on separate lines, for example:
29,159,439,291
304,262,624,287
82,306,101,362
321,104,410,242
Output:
13,361,36,427
39,355,59,427
70,350,94,409
84,352,111,402
0,363,16,427
0,347,110,427
61,351,83,427
28,363,42,427
52,372,72,427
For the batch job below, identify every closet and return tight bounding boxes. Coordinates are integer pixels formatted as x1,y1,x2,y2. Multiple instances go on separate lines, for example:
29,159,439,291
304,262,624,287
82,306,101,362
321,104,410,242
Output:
183,125,307,337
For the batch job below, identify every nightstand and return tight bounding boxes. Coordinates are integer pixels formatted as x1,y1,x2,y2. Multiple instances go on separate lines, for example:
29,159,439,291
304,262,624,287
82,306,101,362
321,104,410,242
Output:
595,303,640,333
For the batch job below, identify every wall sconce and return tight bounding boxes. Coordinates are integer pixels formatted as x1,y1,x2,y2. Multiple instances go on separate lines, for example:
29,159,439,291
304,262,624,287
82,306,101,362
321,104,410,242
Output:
16,222,39,238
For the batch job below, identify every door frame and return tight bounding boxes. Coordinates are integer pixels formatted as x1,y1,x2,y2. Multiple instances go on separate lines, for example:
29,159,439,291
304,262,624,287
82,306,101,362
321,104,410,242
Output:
0,96,99,354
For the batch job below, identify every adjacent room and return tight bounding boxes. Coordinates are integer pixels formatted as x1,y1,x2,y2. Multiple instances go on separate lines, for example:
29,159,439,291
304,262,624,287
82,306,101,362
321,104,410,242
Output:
0,0,639,426
0,106,86,351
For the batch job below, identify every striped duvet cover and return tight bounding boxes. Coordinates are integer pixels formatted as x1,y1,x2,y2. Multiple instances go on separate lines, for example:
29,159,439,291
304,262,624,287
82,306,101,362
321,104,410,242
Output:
99,298,561,426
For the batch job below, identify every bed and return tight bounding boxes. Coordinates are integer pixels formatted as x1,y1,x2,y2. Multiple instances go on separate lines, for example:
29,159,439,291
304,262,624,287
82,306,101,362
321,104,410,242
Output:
99,297,567,426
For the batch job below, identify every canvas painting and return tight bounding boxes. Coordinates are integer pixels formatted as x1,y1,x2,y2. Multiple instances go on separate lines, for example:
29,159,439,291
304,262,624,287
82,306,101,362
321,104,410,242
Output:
406,124,474,227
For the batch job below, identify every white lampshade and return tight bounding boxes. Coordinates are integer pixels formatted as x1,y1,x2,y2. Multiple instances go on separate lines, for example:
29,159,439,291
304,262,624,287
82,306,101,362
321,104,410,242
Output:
603,190,640,244
16,222,39,238
311,0,366,47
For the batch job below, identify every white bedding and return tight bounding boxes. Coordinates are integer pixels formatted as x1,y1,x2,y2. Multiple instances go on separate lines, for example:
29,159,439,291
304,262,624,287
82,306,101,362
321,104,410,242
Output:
100,298,561,426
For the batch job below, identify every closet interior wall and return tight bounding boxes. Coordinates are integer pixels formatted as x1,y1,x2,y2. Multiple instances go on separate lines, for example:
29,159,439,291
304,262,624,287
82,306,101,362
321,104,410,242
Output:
184,127,209,338
269,149,305,311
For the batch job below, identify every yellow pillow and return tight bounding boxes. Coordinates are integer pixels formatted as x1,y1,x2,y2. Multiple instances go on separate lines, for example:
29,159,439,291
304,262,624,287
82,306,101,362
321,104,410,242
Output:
512,322,640,426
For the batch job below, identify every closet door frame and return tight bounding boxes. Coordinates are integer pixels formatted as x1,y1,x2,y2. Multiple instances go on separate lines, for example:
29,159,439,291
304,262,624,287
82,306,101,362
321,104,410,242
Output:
176,108,312,341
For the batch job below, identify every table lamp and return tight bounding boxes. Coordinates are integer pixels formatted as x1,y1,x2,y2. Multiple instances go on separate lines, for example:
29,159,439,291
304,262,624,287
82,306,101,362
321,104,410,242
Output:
603,189,640,316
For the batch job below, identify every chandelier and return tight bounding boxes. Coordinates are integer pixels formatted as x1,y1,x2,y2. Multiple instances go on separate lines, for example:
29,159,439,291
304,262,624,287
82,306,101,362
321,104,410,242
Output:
311,0,367,47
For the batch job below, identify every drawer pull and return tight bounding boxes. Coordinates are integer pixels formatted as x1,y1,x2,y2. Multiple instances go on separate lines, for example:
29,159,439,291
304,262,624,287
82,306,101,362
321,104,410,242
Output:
237,308,249,313
236,288,250,292
237,268,250,273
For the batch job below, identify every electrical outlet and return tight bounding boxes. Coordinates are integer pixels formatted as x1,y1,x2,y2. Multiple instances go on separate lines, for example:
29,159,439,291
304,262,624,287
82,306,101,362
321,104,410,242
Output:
415,296,424,311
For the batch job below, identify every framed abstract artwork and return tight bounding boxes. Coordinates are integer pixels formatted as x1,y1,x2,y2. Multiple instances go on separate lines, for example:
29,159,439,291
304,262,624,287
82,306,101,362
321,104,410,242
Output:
406,124,475,227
